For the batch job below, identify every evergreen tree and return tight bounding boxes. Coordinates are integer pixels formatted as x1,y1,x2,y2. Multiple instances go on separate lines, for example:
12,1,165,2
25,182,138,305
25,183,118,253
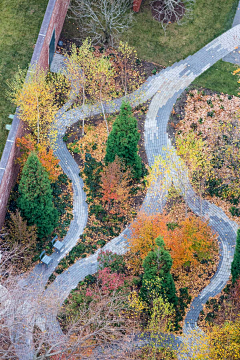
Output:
231,229,240,283
105,101,142,179
140,236,178,307
18,152,58,238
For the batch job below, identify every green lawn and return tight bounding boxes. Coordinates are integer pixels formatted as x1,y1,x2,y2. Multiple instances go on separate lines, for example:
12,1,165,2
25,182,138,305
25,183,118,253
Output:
193,60,239,96
123,0,238,66
0,0,48,157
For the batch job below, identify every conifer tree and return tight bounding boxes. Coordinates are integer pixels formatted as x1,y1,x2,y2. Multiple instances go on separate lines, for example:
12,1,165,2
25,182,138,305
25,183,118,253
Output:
105,101,142,180
140,236,178,307
231,229,240,283
18,152,58,238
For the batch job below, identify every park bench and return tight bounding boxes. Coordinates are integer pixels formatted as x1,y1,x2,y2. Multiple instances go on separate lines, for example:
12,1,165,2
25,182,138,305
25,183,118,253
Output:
39,250,52,266
51,235,64,252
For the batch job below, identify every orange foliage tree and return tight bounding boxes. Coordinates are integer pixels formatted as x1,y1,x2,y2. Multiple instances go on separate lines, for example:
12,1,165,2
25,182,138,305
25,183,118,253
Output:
16,134,61,182
164,216,217,269
100,157,132,216
128,212,170,271
128,213,216,271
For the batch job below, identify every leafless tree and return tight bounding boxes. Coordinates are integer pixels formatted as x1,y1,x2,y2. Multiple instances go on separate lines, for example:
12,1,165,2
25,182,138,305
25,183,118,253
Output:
151,0,195,32
0,257,133,360
69,0,134,46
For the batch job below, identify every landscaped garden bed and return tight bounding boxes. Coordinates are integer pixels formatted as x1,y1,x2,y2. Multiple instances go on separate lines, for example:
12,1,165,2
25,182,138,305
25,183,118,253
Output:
1,150,73,272
169,88,240,225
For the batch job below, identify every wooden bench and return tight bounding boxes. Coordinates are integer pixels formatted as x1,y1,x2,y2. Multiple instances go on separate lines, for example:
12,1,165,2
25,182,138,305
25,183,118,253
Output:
39,250,52,266
51,235,64,252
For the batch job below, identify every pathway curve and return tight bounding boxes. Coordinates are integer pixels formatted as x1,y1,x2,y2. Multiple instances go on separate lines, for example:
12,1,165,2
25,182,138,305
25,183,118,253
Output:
10,24,240,359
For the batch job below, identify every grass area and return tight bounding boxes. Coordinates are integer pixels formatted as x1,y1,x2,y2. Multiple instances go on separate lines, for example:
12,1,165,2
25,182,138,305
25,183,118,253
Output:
193,60,239,96
122,0,239,66
0,0,48,157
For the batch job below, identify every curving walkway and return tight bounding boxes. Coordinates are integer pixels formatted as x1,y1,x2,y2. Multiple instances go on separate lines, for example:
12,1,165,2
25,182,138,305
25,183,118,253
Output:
9,23,240,359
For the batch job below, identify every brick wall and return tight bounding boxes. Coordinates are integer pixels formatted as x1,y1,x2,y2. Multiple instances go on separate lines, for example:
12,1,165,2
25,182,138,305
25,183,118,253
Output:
0,0,70,228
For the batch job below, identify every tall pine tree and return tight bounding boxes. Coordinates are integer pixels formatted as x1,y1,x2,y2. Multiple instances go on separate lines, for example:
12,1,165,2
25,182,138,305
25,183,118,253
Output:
140,236,178,308
231,229,240,283
18,152,58,238
105,101,142,180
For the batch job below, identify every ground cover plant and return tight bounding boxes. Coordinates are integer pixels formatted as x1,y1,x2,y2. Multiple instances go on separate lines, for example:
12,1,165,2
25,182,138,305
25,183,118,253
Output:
173,89,240,223
0,0,48,156
54,101,148,275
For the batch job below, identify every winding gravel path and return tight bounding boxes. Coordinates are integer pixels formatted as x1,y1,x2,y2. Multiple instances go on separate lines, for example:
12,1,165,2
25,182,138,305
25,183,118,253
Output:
11,23,240,359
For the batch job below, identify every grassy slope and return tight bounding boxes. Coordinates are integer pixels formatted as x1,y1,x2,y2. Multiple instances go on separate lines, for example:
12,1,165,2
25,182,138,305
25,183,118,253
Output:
0,0,48,157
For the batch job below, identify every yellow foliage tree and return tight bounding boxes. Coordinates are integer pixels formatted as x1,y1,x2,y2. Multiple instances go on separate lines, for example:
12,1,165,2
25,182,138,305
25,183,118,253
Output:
8,66,70,145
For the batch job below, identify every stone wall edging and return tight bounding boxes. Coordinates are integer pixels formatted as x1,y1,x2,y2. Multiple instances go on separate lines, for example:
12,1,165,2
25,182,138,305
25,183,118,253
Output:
0,0,70,228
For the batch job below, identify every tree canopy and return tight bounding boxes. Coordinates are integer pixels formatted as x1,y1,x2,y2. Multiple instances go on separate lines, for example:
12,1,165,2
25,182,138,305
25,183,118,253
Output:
105,101,142,179
18,152,58,238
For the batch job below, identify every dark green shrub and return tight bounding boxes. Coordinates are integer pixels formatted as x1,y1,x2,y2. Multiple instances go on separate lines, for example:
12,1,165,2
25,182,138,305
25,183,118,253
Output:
229,206,240,217
231,229,240,283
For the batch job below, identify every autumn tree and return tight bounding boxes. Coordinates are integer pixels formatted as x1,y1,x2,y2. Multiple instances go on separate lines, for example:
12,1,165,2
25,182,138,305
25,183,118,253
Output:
164,216,216,269
8,66,70,145
128,212,215,271
140,236,178,308
117,41,143,96
18,152,58,238
128,212,170,272
182,318,240,360
100,157,132,216
145,296,176,359
16,134,61,182
105,101,143,179
64,40,94,135
231,229,240,284
89,55,116,135
69,0,133,46
6,210,37,248
146,146,189,216
176,132,213,215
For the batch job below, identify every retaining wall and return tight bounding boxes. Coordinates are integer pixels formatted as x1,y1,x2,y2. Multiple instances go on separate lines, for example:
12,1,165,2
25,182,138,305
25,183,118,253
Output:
0,0,70,228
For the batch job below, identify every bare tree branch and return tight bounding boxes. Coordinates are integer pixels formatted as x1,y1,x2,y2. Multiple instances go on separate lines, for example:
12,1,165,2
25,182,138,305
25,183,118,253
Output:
69,0,134,46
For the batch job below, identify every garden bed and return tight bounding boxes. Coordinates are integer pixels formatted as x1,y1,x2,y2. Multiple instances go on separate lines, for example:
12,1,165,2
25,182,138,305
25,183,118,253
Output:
51,102,150,277
168,87,240,226
1,170,73,273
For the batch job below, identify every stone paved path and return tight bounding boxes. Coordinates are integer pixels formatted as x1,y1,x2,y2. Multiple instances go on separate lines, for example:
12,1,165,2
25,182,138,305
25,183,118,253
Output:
11,23,240,359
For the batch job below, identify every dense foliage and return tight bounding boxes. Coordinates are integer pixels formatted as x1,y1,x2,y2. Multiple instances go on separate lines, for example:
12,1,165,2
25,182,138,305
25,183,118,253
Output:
140,236,178,308
231,229,240,284
18,152,58,238
105,101,143,179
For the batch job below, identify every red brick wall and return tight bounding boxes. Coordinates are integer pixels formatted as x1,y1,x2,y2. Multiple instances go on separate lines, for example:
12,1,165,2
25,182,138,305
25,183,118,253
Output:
0,0,70,228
